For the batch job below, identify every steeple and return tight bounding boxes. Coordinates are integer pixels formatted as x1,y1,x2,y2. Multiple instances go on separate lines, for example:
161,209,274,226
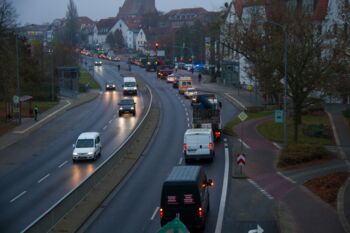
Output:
117,0,157,18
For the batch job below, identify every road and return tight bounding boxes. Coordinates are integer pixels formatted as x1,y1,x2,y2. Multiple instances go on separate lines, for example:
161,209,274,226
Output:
79,64,277,233
0,61,148,233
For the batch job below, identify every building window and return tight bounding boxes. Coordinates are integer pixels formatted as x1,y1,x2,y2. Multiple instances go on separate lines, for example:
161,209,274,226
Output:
302,0,314,13
286,0,297,10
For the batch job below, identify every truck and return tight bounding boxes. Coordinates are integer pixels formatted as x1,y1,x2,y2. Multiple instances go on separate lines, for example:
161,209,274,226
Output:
192,93,222,141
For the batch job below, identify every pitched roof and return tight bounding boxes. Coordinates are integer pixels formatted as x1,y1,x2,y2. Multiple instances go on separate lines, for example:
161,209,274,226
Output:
166,7,208,17
96,17,118,34
78,16,94,25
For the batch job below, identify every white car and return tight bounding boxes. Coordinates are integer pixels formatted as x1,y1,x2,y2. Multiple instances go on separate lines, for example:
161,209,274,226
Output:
183,128,214,163
184,88,197,99
72,132,102,162
166,74,176,83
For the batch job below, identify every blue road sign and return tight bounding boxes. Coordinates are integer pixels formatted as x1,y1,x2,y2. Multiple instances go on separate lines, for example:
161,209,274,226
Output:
275,110,284,123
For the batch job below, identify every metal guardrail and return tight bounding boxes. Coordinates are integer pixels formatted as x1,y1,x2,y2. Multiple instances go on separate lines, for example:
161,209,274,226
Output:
21,79,153,233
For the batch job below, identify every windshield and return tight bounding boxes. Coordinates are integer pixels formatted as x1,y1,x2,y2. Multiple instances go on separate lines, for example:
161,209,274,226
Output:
124,82,136,87
120,99,134,105
76,139,94,148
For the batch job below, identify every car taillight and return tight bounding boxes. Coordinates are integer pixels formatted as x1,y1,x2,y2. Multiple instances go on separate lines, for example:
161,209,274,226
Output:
160,208,164,218
183,143,187,152
198,207,203,218
209,143,213,151
215,131,221,138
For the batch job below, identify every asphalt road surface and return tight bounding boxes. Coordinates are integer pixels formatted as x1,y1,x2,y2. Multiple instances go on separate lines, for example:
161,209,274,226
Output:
0,61,148,233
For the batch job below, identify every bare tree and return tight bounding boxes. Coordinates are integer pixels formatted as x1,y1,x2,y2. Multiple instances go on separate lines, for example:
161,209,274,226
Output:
64,0,79,46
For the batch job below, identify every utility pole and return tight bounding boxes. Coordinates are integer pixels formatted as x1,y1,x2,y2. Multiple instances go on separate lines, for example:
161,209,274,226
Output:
16,35,21,124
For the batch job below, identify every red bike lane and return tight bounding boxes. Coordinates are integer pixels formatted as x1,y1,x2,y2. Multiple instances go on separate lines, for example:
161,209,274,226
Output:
234,116,346,233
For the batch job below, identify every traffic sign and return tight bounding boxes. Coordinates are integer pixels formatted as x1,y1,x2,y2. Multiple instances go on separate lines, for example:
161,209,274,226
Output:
238,111,248,122
248,224,264,233
13,95,20,104
274,110,284,123
236,153,246,166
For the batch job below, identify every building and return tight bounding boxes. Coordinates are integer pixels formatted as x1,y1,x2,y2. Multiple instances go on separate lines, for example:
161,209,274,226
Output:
164,8,214,29
117,0,157,18
93,17,118,46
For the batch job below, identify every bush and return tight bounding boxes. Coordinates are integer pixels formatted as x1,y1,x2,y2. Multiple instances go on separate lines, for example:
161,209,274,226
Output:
278,144,332,168
302,124,332,139
343,108,350,118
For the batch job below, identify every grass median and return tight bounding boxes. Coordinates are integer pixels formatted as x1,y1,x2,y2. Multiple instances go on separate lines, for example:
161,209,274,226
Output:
80,69,100,91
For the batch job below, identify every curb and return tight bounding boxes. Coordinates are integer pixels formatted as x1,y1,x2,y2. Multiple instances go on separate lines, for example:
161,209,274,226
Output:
65,90,100,112
337,177,350,233
275,201,298,233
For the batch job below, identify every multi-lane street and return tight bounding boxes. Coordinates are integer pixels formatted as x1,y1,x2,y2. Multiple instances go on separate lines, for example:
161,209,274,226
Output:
0,61,148,233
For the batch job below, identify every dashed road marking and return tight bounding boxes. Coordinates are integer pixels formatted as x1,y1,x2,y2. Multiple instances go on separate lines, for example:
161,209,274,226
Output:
238,139,250,149
10,191,27,203
277,172,297,184
58,161,68,168
38,174,50,183
179,157,183,165
273,142,282,150
247,179,274,200
113,114,117,118
150,207,160,220
109,120,112,124
103,125,107,130
187,123,190,128
224,143,228,147
224,138,227,142
187,117,190,122
186,111,188,116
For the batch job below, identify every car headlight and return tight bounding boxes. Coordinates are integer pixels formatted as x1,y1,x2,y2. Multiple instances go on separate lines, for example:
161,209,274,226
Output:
119,107,123,110
73,152,78,156
88,152,94,155
112,84,115,87
123,87,127,90
131,107,134,110
133,87,137,90
106,85,110,88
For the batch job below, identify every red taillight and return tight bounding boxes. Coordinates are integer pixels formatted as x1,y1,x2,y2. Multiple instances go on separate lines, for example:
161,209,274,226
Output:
160,208,164,218
209,143,213,151
198,207,203,218
183,143,187,152
215,131,221,138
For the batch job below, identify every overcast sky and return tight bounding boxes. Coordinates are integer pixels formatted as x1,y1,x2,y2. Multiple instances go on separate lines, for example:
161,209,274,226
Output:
12,0,228,25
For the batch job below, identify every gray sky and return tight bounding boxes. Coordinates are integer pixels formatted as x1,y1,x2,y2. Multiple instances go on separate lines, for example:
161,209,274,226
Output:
12,0,228,25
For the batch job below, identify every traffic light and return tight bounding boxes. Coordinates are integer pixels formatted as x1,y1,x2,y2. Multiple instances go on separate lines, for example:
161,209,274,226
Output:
155,42,159,49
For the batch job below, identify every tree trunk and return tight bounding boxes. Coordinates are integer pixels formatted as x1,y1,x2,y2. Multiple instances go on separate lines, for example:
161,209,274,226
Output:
293,102,302,143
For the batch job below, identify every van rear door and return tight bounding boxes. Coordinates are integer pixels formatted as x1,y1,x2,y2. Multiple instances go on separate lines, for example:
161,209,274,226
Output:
185,134,210,155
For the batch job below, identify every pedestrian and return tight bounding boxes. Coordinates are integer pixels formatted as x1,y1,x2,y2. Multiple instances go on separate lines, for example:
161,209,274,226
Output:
190,67,194,74
198,73,202,83
34,105,39,121
117,64,120,72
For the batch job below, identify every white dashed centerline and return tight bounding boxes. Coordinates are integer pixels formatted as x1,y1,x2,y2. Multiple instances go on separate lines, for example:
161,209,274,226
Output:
10,191,27,203
224,143,228,147
273,142,282,150
187,123,190,128
224,138,227,142
103,125,107,131
179,157,183,165
150,207,160,220
109,120,112,124
187,117,190,122
37,174,50,184
58,161,68,168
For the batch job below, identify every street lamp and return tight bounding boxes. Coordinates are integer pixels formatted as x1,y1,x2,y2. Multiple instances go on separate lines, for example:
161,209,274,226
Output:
15,34,21,124
262,20,288,146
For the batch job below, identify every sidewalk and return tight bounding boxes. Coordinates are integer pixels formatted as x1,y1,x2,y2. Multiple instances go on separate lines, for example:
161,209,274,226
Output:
0,90,100,152
178,69,350,233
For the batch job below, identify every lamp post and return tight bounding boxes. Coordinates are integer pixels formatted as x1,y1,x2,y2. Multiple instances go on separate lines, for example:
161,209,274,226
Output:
263,20,288,146
15,35,21,124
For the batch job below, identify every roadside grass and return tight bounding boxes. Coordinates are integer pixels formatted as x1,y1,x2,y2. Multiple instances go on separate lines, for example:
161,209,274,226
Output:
80,70,100,90
223,110,273,136
257,112,334,145
32,101,58,113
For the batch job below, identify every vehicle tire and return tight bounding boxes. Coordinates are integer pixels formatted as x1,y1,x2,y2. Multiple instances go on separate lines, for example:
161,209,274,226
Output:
72,159,76,163
119,112,122,117
133,111,136,116
185,158,191,164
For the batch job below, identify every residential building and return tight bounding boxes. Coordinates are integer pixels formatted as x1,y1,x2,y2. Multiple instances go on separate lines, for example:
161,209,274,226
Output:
117,0,157,18
94,17,118,47
164,8,214,29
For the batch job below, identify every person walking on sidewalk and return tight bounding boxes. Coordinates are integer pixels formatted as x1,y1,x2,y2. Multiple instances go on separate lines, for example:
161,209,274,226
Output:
34,105,39,121
198,73,202,84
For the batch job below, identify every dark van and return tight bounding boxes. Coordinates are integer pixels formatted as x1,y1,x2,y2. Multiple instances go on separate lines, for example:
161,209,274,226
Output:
160,166,213,230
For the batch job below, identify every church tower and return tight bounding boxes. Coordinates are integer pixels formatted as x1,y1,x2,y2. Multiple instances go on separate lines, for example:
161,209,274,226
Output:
117,0,157,18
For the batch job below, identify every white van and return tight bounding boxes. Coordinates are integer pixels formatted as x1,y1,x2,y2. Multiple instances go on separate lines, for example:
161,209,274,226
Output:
183,128,214,163
123,77,137,95
72,132,102,162
178,76,192,94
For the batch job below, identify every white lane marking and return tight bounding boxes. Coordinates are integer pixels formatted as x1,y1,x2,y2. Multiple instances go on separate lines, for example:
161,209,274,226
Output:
214,147,229,233
13,100,72,134
224,138,227,142
247,179,274,200
38,174,50,183
109,120,112,124
186,111,188,116
150,207,160,220
10,191,27,203
187,123,190,128
224,93,247,111
187,117,190,122
224,143,228,147
58,161,68,168
238,139,250,149
179,157,183,165
273,142,281,150
103,125,107,130
326,111,347,161
277,171,296,184
113,114,117,118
